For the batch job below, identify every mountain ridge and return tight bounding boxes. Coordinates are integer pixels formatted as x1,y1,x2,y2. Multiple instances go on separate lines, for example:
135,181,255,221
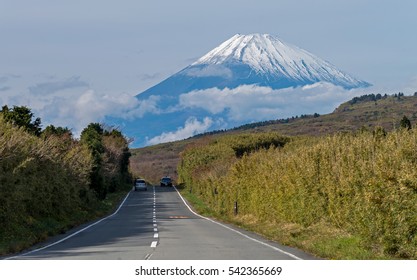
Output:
115,33,372,146
193,34,369,87
137,33,370,102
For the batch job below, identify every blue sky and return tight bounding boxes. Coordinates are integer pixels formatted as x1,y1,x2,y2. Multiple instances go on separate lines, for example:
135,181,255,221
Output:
1,0,417,138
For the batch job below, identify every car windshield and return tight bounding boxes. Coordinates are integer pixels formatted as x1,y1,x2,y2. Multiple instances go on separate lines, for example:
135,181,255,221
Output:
136,179,145,184
161,178,171,182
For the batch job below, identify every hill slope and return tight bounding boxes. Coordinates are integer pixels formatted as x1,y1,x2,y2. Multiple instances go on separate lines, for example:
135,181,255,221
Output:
236,93,417,136
130,94,417,183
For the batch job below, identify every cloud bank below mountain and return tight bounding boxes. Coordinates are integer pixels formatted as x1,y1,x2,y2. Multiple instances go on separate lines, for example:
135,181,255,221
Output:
139,82,372,145
2,75,416,146
146,117,213,145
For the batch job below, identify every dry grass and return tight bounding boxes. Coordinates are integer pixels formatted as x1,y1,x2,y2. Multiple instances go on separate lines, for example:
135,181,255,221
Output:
178,130,417,259
130,140,192,183
244,95,417,137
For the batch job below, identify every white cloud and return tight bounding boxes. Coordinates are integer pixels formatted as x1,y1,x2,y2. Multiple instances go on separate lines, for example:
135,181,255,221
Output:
0,72,175,137
38,90,143,136
122,95,162,119
178,83,377,122
146,117,213,145
44,91,167,136
398,75,417,95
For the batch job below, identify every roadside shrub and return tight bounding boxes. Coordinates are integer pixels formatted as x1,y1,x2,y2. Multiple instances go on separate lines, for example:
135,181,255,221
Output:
178,130,417,258
0,111,132,255
0,116,95,244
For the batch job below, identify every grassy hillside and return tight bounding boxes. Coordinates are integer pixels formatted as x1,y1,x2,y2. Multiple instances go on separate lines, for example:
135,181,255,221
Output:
177,130,417,259
130,94,417,182
230,94,417,136
130,140,193,183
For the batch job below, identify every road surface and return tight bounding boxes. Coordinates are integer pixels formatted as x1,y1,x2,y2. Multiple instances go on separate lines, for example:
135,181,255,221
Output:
5,186,316,260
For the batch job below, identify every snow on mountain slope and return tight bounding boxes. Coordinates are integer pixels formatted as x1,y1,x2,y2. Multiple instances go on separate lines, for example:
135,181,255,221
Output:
137,33,370,103
191,33,370,89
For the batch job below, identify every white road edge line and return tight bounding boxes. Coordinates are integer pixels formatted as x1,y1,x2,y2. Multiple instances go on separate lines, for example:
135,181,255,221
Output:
150,241,158,248
145,253,153,260
5,191,132,260
173,186,303,260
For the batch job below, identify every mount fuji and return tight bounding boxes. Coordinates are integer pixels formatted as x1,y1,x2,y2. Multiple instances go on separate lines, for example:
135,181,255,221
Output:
114,34,371,146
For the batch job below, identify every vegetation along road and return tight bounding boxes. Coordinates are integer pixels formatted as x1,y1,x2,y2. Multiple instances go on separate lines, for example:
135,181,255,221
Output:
3,94,417,260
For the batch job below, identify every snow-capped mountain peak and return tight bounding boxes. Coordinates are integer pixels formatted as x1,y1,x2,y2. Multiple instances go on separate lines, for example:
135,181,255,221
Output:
193,34,291,71
191,33,370,88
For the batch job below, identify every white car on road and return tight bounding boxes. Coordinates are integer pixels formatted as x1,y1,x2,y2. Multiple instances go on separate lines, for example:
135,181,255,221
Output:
134,179,147,191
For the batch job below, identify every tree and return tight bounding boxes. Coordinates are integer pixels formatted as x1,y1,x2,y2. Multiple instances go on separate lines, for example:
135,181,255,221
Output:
80,123,105,160
41,125,74,152
400,115,412,130
102,129,131,192
79,123,131,199
80,123,106,199
0,105,42,136
42,125,72,138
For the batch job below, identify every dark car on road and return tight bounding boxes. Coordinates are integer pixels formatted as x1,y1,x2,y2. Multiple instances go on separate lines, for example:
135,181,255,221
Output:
160,177,173,187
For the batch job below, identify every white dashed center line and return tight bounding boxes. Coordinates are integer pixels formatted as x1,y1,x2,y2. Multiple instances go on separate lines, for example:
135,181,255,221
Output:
150,186,159,249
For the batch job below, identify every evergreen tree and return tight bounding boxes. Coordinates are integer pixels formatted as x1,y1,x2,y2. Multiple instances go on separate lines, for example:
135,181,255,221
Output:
42,125,72,138
81,123,106,199
400,115,412,130
0,105,42,136
80,123,131,198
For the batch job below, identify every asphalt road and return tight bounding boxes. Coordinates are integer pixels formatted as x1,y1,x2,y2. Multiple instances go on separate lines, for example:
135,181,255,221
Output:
6,186,316,260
